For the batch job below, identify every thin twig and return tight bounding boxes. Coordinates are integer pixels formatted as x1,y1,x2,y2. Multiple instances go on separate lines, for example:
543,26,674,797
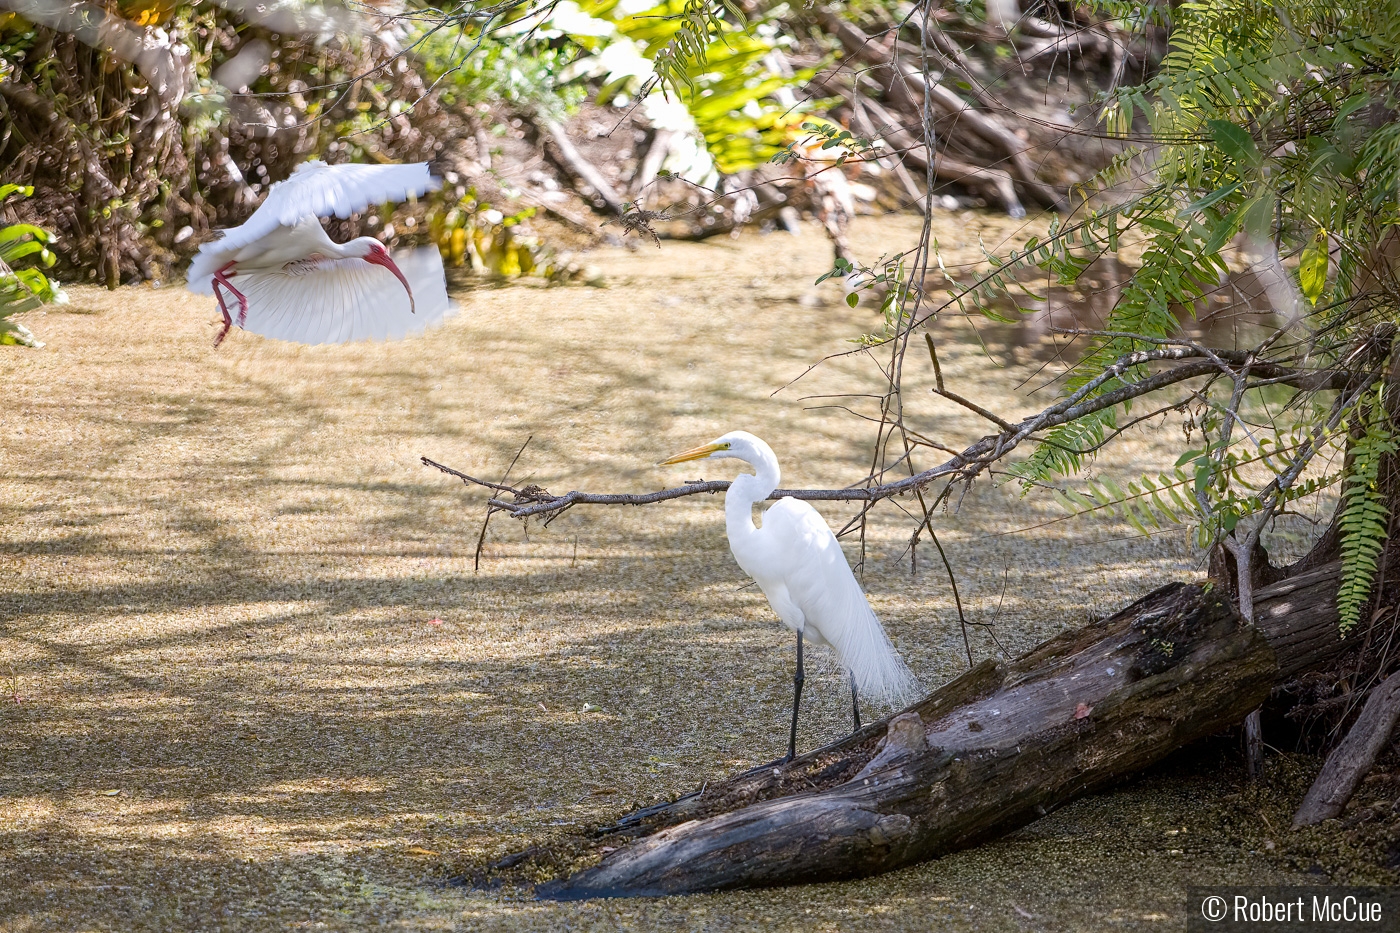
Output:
929,521,972,667
474,436,532,571
932,387,1017,431
925,332,945,393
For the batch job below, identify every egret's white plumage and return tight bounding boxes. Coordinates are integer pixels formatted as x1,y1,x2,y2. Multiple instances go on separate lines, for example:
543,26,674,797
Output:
663,431,919,757
186,160,453,345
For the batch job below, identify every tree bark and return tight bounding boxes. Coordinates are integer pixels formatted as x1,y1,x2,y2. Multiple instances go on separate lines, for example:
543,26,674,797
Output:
1292,670,1400,827
1244,709,1264,779
536,562,1355,899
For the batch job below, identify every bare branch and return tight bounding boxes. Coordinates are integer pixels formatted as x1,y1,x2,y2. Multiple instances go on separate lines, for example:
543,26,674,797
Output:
423,347,1366,523
932,387,1017,431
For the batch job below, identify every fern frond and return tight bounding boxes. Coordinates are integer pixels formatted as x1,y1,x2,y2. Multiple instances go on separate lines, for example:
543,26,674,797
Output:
1052,459,1342,541
1337,398,1397,634
649,0,746,97
1051,467,1205,532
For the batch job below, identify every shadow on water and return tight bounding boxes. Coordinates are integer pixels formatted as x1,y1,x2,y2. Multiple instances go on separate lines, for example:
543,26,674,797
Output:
963,256,1282,368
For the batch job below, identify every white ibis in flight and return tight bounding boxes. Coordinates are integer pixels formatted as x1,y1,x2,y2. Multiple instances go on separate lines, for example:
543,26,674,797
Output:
186,160,455,346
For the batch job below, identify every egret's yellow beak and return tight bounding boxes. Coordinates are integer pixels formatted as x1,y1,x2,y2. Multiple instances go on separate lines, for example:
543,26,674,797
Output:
660,442,728,465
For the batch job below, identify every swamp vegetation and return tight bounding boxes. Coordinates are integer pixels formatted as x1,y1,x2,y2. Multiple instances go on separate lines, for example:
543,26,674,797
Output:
2,0,1400,918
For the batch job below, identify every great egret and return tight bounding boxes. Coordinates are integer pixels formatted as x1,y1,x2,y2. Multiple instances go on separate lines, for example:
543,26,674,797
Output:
186,160,453,346
663,431,919,760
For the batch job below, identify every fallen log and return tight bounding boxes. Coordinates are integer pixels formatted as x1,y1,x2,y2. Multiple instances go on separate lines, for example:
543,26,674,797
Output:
892,65,1042,194
537,562,1352,899
854,94,1025,217
537,117,628,216
817,12,1056,209
1292,669,1400,827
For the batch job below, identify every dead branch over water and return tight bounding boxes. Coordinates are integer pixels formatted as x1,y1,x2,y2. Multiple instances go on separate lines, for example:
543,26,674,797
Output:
424,346,1361,524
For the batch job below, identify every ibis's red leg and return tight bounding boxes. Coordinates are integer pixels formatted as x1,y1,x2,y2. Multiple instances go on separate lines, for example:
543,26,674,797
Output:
210,282,234,348
212,261,248,327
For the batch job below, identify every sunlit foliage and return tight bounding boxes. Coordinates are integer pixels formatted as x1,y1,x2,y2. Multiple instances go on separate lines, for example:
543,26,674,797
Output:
949,0,1400,627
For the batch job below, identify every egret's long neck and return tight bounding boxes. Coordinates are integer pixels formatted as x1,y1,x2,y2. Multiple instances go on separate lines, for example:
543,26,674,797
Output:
724,453,780,540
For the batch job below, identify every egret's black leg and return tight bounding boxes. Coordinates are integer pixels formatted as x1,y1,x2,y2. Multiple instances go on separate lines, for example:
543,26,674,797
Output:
850,673,861,732
786,629,805,762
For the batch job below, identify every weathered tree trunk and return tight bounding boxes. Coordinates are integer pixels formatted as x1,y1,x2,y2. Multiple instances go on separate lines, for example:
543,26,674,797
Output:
1292,669,1400,827
538,562,1354,899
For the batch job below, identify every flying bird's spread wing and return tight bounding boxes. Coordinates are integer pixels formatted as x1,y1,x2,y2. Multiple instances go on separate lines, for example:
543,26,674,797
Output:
231,161,439,250
187,161,439,292
229,246,455,345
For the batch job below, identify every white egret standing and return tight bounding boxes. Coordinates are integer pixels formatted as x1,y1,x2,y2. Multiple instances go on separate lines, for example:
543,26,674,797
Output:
662,431,919,760
186,160,453,346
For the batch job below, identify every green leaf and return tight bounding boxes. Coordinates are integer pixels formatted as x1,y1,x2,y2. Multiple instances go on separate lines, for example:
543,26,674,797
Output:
1194,458,1212,502
0,224,48,247
846,292,859,308
1299,231,1328,304
1241,190,1275,239
1201,203,1245,256
1196,524,1212,549
1179,181,1243,217
0,241,48,264
1138,217,1179,235
1066,488,1096,510
1207,120,1260,166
